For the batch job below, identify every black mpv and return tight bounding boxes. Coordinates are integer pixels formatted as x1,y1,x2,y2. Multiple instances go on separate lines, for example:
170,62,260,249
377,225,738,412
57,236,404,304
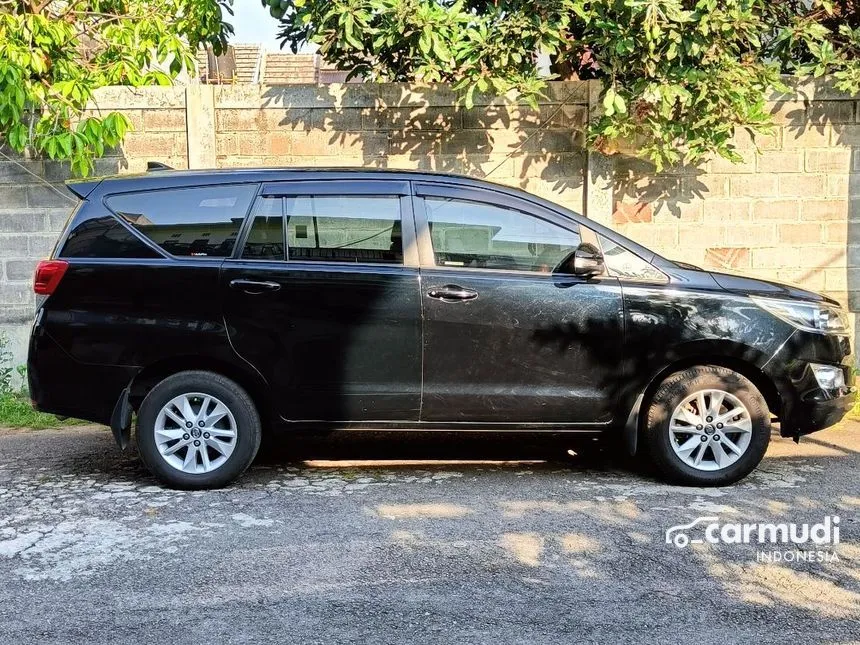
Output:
28,167,855,489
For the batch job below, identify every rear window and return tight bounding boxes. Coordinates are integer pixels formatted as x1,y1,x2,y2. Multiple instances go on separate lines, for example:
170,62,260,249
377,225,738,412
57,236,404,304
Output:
61,216,162,259
106,184,257,258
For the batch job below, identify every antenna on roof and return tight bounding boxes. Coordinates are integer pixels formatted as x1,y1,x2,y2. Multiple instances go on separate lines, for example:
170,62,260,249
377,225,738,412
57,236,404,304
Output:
146,161,173,172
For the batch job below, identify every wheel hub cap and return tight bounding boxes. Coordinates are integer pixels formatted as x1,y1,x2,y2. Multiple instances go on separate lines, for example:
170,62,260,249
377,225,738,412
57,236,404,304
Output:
668,389,752,472
154,392,238,474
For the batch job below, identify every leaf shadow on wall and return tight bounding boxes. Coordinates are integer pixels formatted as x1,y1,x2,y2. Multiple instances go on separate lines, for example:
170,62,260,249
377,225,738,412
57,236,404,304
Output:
259,83,586,210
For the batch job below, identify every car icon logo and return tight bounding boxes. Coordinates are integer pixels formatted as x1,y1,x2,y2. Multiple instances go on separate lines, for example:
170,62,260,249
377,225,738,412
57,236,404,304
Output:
665,516,719,548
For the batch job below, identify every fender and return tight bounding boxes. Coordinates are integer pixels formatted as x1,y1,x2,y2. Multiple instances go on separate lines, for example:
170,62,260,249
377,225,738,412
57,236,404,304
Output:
617,339,782,456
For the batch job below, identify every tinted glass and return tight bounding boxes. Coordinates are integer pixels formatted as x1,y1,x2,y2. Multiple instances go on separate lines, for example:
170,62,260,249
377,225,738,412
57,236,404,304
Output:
106,184,257,258
242,197,284,260
598,234,667,282
61,216,162,259
424,197,580,272
286,195,402,264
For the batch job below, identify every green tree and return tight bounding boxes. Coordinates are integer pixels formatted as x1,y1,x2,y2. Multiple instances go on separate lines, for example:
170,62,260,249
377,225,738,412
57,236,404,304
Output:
272,0,860,170
0,0,233,175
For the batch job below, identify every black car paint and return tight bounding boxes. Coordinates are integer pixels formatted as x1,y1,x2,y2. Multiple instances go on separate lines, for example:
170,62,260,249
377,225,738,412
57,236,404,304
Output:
28,168,854,448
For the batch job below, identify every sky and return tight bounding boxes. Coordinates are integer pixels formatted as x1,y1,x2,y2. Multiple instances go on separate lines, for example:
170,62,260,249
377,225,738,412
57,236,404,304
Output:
229,0,316,52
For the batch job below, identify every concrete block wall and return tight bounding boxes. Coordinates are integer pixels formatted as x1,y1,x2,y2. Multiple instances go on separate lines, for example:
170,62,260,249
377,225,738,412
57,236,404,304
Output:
610,78,859,310
211,82,589,215
0,87,190,364
0,79,858,367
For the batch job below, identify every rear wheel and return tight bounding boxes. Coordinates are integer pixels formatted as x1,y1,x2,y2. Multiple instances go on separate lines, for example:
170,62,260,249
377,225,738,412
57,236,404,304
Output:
136,370,261,489
643,365,770,486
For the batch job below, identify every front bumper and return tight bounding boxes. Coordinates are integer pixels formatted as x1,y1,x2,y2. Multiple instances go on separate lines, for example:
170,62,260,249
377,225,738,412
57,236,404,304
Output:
780,384,856,438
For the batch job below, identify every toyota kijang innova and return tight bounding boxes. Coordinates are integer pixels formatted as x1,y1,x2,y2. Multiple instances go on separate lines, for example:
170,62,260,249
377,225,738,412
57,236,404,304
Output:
28,167,855,488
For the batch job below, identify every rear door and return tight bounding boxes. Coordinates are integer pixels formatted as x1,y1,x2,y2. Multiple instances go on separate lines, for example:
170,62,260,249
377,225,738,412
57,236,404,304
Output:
414,183,625,425
221,180,422,423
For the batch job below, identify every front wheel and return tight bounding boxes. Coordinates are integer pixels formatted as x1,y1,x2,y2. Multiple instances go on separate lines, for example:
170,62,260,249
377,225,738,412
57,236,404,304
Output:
136,370,261,489
643,365,771,486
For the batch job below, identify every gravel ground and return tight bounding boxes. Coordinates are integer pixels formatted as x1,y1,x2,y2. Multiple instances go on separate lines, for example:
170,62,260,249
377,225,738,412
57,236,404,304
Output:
0,423,858,644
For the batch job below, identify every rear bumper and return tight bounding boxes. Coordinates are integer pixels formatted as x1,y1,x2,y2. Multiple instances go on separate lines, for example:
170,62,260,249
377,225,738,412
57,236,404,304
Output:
28,325,135,425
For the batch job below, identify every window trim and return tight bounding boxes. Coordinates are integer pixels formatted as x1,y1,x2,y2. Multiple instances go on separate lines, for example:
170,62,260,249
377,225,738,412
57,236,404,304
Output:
234,189,419,269
411,185,585,275
103,182,261,261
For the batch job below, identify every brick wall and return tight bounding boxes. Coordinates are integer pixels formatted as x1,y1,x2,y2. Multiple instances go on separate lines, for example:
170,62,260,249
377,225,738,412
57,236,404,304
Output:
0,79,858,365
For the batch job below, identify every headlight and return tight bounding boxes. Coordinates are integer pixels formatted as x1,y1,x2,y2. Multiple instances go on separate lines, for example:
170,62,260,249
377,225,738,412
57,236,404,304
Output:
750,296,849,334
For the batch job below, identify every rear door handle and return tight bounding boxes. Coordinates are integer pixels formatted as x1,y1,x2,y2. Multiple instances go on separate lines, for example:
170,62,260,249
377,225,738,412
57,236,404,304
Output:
229,279,281,294
427,285,478,301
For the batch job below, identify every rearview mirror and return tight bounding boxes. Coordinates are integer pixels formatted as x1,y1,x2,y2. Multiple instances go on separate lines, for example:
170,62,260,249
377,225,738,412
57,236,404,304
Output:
556,242,605,278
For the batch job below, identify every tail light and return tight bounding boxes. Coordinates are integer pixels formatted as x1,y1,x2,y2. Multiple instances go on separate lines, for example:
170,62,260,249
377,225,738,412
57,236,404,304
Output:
34,260,69,296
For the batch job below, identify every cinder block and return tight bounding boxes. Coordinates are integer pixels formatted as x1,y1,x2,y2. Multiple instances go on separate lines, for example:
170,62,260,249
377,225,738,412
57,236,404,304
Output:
751,199,800,221
515,153,585,180
697,174,730,198
805,149,852,173
796,245,846,269
5,259,37,281
0,282,32,305
709,149,755,174
777,174,826,198
723,223,777,245
0,211,48,233
782,126,831,148
143,109,186,131
731,175,778,198
802,199,849,220
0,160,45,185
732,127,781,150
756,150,803,173
0,235,26,255
0,187,29,209
678,225,722,247
461,105,540,130
752,247,800,268
0,306,33,325
703,199,750,222
28,233,58,257
778,222,824,245
832,124,860,146
26,185,75,208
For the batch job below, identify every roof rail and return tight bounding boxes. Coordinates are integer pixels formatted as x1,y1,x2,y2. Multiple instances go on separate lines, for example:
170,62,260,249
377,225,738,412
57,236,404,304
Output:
146,161,173,171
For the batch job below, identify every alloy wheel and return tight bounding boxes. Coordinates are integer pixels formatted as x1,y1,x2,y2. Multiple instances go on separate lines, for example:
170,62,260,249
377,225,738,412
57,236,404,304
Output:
668,388,752,472
153,392,238,474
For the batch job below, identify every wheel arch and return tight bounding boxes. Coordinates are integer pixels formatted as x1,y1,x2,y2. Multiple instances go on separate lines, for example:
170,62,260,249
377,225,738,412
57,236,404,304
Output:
128,355,271,429
621,341,785,455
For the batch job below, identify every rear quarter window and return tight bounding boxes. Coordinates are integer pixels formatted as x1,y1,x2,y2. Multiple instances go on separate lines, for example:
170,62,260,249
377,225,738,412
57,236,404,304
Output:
106,184,257,258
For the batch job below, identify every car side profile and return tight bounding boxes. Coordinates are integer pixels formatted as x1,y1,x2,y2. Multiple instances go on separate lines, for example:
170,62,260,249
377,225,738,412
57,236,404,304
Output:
28,167,855,489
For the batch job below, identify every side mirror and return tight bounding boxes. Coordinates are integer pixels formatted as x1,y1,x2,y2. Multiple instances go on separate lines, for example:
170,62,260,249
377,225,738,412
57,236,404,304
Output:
556,242,605,278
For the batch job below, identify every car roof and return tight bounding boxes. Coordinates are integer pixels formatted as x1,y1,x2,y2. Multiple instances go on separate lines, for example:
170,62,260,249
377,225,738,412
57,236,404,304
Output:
70,166,520,195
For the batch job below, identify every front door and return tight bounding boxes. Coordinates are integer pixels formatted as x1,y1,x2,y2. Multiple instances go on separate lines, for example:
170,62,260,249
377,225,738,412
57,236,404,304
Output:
222,180,422,423
414,184,624,424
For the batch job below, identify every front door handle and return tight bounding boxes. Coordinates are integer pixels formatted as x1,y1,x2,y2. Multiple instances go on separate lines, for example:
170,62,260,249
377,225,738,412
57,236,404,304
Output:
229,279,282,294
427,285,478,302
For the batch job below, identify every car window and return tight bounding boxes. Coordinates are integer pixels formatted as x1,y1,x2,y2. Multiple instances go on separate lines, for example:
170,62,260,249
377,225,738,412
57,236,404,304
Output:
242,196,284,260
285,195,402,264
60,215,163,259
598,234,667,282
423,197,580,272
106,184,257,258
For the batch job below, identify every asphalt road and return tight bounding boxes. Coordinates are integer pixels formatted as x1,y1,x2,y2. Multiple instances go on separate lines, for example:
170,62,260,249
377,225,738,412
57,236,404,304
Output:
0,424,858,644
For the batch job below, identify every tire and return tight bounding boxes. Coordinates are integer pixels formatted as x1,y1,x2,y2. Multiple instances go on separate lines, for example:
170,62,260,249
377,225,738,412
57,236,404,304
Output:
136,370,261,489
643,365,770,486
